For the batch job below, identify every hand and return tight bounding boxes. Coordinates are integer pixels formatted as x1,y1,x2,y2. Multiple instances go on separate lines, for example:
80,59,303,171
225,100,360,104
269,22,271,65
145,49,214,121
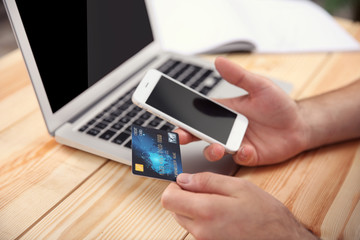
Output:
176,57,308,166
162,172,317,240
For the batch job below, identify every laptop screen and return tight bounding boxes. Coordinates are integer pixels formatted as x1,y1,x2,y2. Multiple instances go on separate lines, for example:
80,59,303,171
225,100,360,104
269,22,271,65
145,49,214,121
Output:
15,0,154,113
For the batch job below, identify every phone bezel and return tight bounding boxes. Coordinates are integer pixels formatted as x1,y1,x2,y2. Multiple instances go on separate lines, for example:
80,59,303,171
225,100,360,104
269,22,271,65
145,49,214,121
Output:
132,69,248,153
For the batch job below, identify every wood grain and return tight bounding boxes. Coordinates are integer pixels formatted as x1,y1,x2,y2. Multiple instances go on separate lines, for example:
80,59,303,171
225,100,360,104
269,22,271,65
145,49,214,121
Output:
22,162,187,239
0,51,107,239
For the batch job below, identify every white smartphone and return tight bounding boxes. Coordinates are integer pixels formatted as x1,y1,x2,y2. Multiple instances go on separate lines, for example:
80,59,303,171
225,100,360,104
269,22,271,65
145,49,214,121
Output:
132,69,248,153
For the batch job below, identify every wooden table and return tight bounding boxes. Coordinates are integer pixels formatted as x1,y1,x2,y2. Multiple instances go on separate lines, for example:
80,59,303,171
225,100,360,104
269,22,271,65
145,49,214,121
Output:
1,18,359,240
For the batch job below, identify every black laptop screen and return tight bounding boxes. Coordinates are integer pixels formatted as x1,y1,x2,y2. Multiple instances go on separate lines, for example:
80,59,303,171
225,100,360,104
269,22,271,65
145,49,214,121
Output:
15,0,154,113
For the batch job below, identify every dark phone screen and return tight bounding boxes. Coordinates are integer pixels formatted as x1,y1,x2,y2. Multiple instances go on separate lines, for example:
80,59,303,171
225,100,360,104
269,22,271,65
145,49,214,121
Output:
146,76,236,144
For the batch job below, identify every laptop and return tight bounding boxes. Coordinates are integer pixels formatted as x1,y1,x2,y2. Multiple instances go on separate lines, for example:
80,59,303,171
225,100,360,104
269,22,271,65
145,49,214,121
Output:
4,0,291,175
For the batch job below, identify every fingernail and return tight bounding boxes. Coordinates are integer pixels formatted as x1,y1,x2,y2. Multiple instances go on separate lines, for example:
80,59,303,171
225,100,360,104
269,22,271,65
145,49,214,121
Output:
177,173,192,184
208,147,217,161
239,146,250,163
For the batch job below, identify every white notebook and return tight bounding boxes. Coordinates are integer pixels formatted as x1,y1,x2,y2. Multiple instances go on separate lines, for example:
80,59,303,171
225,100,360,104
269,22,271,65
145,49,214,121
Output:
149,0,360,55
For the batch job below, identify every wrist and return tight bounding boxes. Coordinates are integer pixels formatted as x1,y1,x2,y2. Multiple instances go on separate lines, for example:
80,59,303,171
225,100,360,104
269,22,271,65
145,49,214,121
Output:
296,98,331,152
294,100,313,153
296,80,360,151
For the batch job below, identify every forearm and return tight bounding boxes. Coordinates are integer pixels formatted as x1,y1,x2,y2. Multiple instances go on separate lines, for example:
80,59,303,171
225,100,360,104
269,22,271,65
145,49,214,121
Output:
298,79,360,151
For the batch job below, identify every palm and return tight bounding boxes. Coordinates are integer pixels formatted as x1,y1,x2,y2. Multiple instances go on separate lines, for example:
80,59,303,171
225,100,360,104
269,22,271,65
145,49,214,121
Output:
217,79,306,165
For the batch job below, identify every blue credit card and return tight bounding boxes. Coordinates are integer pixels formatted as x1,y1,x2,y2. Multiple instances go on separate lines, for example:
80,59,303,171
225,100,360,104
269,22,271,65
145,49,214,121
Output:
131,125,183,181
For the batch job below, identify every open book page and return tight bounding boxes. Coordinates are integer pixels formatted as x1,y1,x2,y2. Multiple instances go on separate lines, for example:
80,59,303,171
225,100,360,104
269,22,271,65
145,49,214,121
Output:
149,0,360,54
228,0,360,53
148,0,257,55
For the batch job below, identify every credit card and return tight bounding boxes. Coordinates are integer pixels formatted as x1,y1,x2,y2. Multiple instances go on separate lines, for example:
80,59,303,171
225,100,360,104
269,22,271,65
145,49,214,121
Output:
131,125,183,181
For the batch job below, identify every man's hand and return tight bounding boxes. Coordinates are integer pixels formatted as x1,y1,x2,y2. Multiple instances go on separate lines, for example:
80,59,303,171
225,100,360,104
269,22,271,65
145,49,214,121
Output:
162,172,317,240
176,57,308,166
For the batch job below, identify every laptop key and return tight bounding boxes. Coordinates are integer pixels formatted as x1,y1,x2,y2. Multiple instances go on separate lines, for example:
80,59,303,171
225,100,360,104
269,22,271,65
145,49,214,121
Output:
181,65,201,85
133,106,142,111
118,104,130,111
158,59,180,74
87,119,96,125
111,122,124,130
95,113,104,119
79,125,89,132
95,122,108,130
103,116,115,123
190,69,213,89
199,86,212,95
134,119,145,126
119,116,131,124
160,124,175,132
124,140,132,149
99,130,116,140
148,119,161,127
110,109,123,117
87,128,101,136
127,111,138,117
140,112,152,120
112,132,130,145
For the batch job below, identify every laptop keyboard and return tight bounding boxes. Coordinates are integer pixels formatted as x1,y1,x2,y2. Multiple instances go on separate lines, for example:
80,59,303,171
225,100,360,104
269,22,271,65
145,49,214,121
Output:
78,58,222,149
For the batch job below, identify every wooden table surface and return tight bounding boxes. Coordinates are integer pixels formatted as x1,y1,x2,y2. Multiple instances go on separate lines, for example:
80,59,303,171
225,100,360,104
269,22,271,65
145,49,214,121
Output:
1,18,360,240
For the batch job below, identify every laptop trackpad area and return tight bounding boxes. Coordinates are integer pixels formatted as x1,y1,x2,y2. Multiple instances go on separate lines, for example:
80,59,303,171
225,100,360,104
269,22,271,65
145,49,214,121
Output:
181,141,238,175
209,80,247,99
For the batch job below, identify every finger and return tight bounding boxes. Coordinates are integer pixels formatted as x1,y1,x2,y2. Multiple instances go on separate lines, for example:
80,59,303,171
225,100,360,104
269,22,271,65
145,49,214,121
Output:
233,144,259,166
215,57,269,94
176,172,245,197
203,144,226,162
173,128,200,145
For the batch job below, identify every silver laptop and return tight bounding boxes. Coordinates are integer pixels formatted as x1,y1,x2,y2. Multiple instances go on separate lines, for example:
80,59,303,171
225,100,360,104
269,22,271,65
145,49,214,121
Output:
4,0,291,175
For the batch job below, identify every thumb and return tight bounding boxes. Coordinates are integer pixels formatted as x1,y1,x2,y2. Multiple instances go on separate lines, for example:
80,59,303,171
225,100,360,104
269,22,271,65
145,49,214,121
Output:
215,57,269,94
177,172,242,197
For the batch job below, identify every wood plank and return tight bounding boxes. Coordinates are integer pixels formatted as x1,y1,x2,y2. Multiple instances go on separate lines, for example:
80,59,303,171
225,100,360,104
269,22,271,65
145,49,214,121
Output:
0,85,39,133
21,161,187,239
0,50,29,101
0,50,107,239
299,24,360,98
320,145,360,239
0,144,106,239
0,51,38,133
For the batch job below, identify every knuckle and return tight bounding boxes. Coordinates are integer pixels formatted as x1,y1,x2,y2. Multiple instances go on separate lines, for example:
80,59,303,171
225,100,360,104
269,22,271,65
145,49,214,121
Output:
161,186,174,209
193,172,213,189
232,177,249,191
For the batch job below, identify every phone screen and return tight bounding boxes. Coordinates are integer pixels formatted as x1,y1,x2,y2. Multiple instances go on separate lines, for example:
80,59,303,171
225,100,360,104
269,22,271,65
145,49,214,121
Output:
146,76,237,144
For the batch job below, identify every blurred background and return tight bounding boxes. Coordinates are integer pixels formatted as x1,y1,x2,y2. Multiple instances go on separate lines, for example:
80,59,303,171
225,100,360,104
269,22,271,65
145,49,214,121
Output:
0,0,359,58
